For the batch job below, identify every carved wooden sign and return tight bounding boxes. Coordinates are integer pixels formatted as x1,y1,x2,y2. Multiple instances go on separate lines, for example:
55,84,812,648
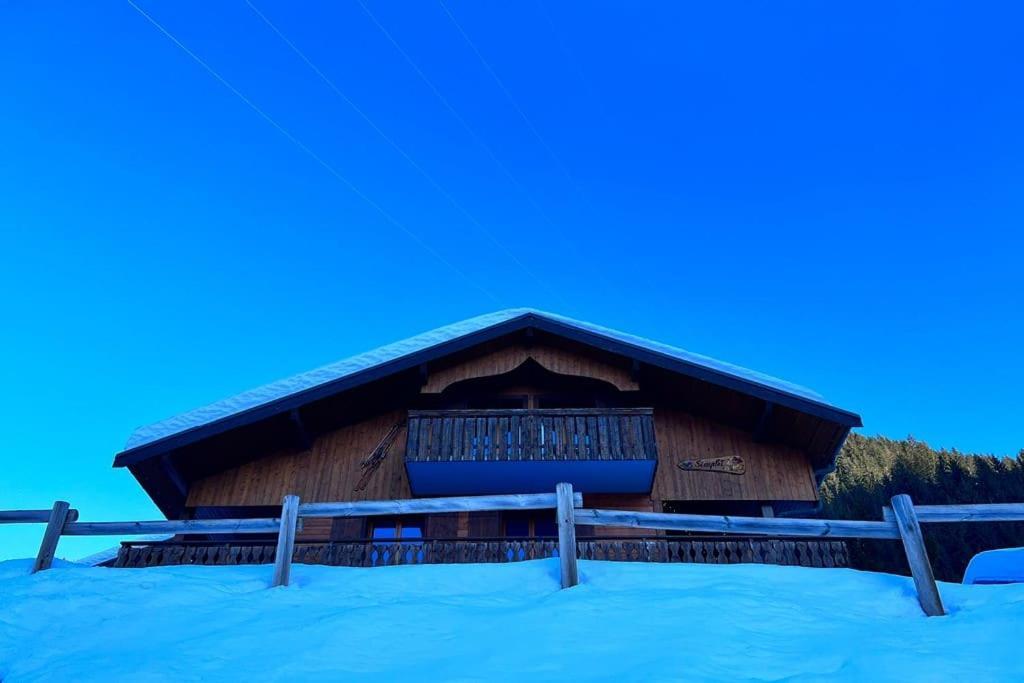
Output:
677,455,745,475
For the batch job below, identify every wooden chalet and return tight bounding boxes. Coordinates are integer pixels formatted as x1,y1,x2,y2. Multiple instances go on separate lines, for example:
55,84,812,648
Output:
111,309,862,568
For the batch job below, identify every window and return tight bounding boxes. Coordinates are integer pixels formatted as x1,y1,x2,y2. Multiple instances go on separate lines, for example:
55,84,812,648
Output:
503,512,557,538
370,517,424,542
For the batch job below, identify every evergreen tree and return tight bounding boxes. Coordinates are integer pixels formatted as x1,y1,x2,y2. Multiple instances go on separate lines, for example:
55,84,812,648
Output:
820,433,1024,582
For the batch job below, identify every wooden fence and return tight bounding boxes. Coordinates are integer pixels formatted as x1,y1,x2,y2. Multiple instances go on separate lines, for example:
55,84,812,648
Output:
6,487,1024,617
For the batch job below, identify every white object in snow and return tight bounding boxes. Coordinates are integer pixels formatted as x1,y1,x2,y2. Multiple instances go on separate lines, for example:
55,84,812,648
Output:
963,547,1024,584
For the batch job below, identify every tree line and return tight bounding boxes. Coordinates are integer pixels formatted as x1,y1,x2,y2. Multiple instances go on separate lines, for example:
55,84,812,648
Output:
820,432,1024,582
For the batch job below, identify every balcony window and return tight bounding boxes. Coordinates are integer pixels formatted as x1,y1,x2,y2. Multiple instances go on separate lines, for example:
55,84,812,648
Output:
504,512,557,538
370,517,424,541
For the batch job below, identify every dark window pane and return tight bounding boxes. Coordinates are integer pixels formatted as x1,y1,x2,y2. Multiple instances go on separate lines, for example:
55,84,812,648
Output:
505,519,530,537
534,519,558,537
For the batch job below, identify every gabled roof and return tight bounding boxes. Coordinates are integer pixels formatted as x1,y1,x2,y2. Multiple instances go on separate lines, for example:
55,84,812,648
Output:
114,308,861,467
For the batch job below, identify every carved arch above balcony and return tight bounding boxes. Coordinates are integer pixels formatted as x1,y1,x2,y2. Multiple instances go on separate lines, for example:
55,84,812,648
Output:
420,344,638,394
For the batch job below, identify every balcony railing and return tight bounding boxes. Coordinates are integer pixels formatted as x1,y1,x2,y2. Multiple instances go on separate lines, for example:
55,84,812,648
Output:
405,408,657,463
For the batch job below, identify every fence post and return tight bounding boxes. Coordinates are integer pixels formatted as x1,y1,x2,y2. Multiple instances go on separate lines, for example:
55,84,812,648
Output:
272,495,300,588
556,482,578,588
890,494,944,617
32,501,72,573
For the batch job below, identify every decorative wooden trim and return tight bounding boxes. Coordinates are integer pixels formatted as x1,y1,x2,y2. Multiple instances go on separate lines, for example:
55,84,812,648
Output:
677,456,746,475
420,345,638,394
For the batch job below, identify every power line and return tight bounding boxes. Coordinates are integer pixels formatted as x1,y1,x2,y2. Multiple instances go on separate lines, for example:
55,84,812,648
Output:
243,0,565,306
356,0,634,314
125,0,501,304
354,0,568,237
437,0,585,197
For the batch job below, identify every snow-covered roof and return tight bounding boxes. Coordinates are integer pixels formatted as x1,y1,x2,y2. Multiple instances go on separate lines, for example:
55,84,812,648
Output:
118,308,858,461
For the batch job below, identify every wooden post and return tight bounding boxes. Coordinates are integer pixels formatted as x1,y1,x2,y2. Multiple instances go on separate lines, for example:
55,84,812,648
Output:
556,482,578,589
890,494,944,617
272,495,300,588
32,501,72,573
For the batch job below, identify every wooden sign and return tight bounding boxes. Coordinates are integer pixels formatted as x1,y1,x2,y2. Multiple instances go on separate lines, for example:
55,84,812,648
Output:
678,455,745,475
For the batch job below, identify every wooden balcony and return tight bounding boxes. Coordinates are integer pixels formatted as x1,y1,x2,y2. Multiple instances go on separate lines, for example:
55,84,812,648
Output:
406,408,657,463
404,408,658,495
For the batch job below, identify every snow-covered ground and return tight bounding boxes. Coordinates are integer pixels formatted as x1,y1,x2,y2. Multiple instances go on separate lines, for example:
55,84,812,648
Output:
1,558,1022,682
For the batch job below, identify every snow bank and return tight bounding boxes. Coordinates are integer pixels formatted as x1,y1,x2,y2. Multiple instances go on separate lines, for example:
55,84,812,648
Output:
1,559,1022,681
964,547,1024,585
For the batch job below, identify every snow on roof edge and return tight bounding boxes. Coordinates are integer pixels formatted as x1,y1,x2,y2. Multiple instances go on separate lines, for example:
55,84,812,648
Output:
123,308,836,453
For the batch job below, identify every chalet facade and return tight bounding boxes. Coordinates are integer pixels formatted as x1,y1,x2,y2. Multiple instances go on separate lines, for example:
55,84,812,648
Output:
112,309,862,566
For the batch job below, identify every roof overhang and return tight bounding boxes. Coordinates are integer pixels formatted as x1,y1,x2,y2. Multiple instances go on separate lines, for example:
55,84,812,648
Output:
114,311,862,470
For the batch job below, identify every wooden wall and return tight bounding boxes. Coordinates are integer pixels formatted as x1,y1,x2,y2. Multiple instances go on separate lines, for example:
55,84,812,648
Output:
421,344,638,393
187,411,410,507
186,347,820,533
651,408,818,502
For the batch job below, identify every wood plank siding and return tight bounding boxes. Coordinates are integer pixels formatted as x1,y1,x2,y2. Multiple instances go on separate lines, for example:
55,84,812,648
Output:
187,411,412,507
421,344,638,393
184,343,821,543
651,408,818,502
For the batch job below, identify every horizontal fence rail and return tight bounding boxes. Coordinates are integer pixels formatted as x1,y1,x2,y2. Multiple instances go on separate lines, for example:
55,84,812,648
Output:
574,508,901,539
61,518,290,536
882,503,1024,524
1,509,79,524
298,491,582,518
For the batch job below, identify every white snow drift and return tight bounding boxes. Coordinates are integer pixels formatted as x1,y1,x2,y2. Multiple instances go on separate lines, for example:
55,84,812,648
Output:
1,558,1022,682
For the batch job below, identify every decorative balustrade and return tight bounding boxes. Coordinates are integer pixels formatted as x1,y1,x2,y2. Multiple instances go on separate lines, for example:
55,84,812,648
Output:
406,408,657,462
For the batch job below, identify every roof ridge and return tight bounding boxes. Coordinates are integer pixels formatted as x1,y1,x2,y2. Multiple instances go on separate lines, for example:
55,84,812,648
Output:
121,309,838,454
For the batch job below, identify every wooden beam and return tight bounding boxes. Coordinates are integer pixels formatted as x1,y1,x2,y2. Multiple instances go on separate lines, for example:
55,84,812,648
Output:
1,509,79,524
883,503,1024,524
890,494,944,617
753,402,774,442
289,409,313,451
160,455,188,498
62,518,288,536
298,492,582,518
556,483,579,588
630,359,641,383
32,501,72,573
573,508,901,539
272,495,300,588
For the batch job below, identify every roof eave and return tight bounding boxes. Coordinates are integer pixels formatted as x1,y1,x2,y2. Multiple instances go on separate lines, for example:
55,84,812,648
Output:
113,311,862,468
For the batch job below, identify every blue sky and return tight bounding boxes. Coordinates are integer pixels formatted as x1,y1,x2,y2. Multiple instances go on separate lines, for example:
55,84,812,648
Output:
2,1,1022,560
